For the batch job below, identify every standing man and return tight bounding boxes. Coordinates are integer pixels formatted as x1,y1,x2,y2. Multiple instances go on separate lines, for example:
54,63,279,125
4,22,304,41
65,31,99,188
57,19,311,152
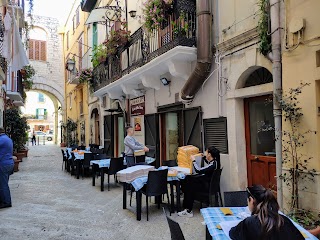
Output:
0,127,14,209
124,126,149,167
31,132,36,146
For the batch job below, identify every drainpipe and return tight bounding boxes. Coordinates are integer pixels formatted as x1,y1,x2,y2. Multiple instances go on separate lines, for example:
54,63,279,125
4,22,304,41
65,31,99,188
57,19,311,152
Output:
270,0,283,209
180,0,212,104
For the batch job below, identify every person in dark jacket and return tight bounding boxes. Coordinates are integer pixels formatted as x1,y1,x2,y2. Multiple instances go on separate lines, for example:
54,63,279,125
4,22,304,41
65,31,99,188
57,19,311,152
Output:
229,185,304,240
0,127,14,209
178,146,220,217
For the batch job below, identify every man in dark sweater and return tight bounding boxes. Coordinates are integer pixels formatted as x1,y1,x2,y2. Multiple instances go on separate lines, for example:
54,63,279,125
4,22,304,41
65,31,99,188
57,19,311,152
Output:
178,146,220,217
0,127,14,209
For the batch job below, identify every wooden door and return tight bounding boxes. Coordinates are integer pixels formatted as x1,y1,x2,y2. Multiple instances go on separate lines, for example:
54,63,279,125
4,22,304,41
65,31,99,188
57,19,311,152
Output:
104,115,114,157
244,96,276,190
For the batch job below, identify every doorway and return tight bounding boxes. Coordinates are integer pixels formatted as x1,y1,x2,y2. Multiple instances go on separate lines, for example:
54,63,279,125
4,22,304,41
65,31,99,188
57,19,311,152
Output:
160,112,181,160
244,95,276,190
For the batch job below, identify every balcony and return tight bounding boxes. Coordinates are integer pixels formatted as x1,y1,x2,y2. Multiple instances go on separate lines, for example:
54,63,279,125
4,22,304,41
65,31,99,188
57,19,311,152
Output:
92,0,197,98
82,48,92,70
81,0,97,12
6,68,24,105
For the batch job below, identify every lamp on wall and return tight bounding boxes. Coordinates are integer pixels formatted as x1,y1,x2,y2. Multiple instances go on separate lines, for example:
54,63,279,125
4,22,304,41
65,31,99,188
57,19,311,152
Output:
160,77,171,86
66,59,76,72
129,10,137,18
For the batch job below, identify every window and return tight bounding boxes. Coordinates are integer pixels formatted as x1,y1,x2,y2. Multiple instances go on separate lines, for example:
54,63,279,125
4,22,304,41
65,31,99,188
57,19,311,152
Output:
203,117,228,154
93,23,98,47
66,31,69,49
36,108,47,120
29,39,46,61
76,7,80,26
38,93,45,103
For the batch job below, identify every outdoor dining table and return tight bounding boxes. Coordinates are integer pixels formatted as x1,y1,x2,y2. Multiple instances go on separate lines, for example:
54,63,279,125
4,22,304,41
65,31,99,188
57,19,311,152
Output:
201,207,318,240
91,157,156,192
72,150,91,179
121,166,189,221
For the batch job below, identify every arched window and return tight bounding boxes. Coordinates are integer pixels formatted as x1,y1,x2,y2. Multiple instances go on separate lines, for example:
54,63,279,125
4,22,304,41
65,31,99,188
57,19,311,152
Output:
244,67,273,88
28,27,47,61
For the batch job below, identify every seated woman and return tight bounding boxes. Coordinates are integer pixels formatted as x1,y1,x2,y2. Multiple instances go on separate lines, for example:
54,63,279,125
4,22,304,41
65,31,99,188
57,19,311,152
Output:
229,185,304,240
177,146,220,218
308,226,320,236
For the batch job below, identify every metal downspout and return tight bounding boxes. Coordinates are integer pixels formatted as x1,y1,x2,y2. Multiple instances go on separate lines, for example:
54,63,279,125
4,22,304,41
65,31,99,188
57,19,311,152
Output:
180,0,212,104
270,0,283,209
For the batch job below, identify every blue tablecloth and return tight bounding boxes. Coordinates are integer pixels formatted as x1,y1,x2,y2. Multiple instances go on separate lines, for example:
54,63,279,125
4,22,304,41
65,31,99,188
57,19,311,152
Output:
90,159,111,168
201,207,318,240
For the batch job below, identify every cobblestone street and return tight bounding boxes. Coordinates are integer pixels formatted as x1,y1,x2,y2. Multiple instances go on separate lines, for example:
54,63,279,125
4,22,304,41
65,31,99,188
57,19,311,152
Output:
1,145,205,240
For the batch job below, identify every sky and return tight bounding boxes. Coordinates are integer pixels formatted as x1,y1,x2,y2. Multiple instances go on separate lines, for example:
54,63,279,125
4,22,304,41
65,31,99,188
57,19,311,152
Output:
26,0,76,24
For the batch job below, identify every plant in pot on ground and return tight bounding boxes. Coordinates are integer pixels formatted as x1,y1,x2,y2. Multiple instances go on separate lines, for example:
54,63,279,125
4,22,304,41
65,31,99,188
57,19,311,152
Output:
276,82,319,229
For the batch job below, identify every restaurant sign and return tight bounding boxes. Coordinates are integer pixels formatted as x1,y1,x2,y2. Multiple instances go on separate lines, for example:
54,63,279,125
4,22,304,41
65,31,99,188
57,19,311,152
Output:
130,96,145,116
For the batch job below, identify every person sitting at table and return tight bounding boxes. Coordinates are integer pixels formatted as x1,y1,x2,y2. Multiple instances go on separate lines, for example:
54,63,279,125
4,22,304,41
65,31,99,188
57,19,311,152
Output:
124,126,149,167
229,185,304,240
178,146,220,218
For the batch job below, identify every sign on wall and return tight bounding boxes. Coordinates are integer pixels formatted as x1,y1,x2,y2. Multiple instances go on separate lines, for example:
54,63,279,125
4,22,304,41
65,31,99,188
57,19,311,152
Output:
130,96,145,116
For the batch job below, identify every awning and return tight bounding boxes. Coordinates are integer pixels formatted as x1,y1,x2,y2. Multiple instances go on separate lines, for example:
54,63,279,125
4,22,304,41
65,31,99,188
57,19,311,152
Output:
85,7,120,25
85,8,108,25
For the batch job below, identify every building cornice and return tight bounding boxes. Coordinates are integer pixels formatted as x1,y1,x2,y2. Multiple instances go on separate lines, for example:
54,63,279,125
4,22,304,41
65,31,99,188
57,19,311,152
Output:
217,27,259,52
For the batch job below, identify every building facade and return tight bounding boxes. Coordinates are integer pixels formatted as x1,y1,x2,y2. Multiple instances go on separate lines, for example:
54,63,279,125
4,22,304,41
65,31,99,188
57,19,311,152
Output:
62,0,91,146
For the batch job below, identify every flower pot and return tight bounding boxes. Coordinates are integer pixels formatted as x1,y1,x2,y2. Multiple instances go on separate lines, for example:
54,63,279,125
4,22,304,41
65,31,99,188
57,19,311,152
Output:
19,149,29,158
13,156,21,172
14,152,25,162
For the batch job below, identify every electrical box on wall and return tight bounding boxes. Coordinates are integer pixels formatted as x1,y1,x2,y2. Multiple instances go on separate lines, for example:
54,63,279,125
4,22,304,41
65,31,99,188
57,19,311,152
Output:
289,18,305,34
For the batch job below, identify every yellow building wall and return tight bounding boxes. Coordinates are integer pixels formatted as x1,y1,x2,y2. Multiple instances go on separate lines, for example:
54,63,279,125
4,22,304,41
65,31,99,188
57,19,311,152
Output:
63,0,91,146
282,0,320,211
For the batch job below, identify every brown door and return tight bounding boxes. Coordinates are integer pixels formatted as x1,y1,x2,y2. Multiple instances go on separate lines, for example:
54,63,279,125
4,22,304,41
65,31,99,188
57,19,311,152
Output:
244,95,276,190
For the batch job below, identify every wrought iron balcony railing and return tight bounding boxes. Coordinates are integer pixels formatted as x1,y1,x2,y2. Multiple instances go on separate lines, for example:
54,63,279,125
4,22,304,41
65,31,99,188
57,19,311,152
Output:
93,0,196,92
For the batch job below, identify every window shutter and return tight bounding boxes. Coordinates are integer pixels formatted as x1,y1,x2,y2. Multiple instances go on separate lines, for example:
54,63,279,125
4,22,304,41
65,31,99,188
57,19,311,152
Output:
40,41,46,61
36,108,39,119
203,117,228,154
93,23,97,47
28,39,35,60
35,41,40,60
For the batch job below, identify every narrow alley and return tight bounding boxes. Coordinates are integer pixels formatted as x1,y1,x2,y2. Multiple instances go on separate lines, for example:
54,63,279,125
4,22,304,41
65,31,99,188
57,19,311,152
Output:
1,145,205,240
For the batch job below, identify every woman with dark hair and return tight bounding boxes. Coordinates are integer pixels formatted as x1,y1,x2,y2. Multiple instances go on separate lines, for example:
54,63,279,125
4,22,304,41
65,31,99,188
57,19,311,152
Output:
178,146,220,218
229,185,304,240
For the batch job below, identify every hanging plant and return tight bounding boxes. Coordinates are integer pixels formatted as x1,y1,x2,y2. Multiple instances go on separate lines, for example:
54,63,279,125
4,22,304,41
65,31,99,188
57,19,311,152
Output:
91,44,108,68
171,12,189,37
143,0,169,32
257,0,272,55
22,64,36,80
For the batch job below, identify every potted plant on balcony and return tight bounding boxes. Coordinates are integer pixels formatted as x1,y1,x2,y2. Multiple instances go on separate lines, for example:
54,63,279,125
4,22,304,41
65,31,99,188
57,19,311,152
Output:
172,13,189,38
79,68,94,92
143,0,174,33
91,44,108,68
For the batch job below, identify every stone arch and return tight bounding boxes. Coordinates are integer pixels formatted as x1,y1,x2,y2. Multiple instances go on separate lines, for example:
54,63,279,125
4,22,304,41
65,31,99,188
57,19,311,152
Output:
236,66,273,90
29,26,48,41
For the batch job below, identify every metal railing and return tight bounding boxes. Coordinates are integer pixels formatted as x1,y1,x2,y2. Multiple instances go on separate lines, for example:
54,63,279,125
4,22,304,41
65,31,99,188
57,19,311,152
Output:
93,0,196,92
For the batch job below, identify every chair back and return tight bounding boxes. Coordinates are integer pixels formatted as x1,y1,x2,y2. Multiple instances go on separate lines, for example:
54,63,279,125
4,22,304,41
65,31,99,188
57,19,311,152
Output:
97,148,104,154
209,168,223,194
70,152,76,160
146,169,168,196
94,153,108,160
65,150,70,159
78,145,86,150
83,153,94,168
61,149,66,159
89,144,99,149
109,157,124,175
135,155,146,164
166,216,186,240
224,191,248,207
162,160,178,167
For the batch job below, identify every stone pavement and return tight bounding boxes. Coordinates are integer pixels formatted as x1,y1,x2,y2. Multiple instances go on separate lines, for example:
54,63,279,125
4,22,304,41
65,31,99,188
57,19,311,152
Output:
1,145,206,240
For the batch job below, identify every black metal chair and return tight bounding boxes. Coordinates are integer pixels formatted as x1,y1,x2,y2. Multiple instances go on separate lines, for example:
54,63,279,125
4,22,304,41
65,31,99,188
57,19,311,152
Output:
163,207,185,240
193,168,223,207
61,149,67,170
93,153,108,160
135,155,146,164
141,169,170,221
78,145,86,150
69,152,76,176
83,152,94,178
224,191,248,207
162,160,178,167
105,157,124,191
